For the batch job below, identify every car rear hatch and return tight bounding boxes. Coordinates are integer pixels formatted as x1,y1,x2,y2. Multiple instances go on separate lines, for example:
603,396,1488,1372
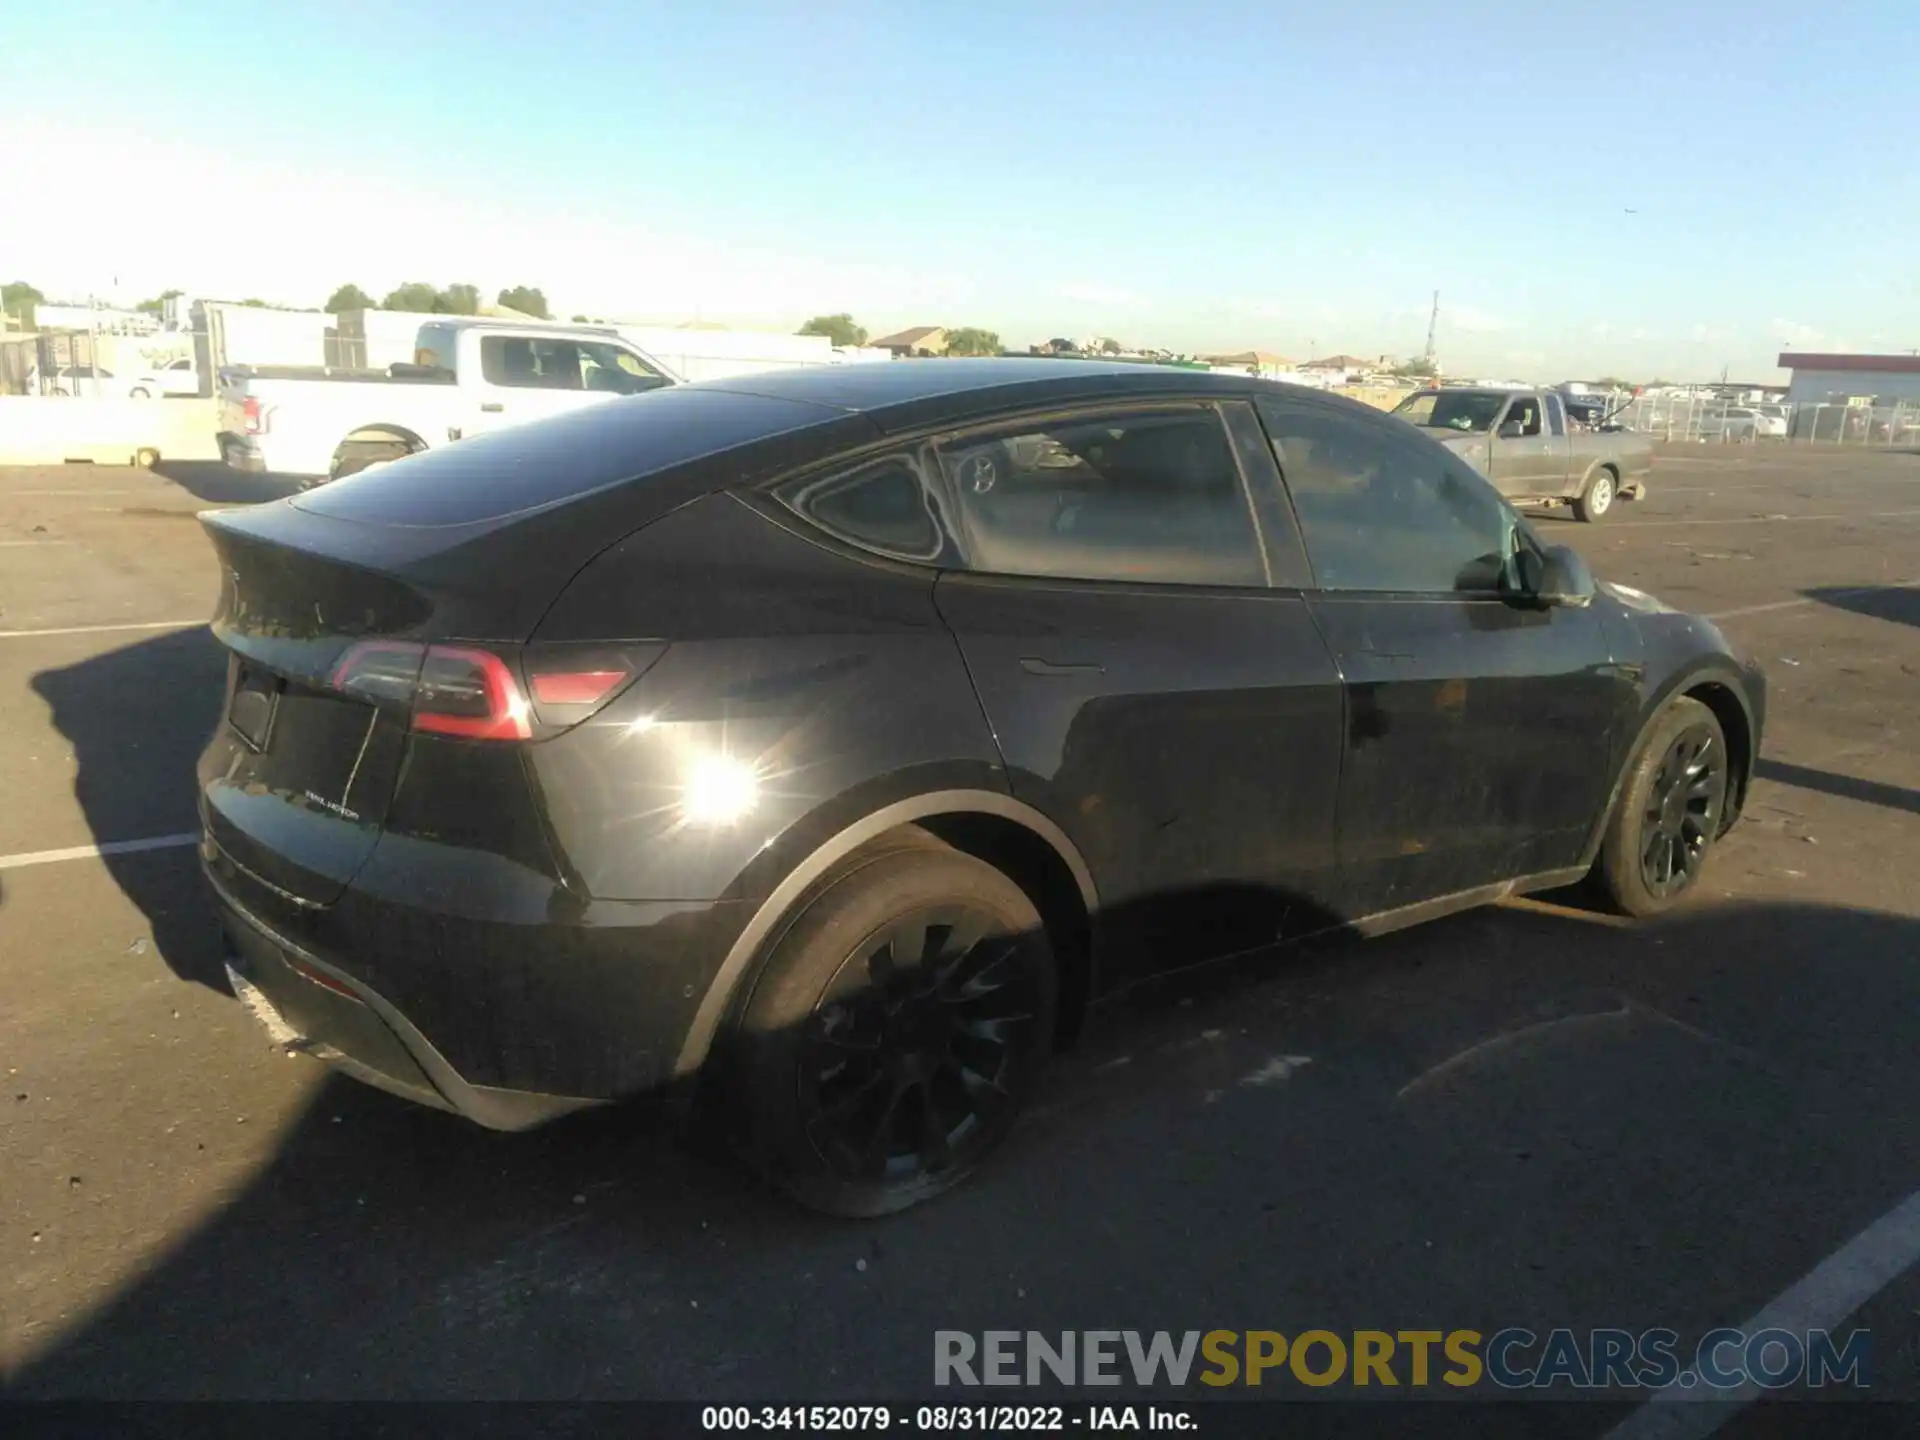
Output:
199,516,441,905
197,387,869,907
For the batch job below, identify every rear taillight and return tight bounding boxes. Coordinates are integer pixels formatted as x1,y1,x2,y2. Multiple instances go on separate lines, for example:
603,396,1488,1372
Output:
413,647,531,740
327,640,660,740
242,396,264,435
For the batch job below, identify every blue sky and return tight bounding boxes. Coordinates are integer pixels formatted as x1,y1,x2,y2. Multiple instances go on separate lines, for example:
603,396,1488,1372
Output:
6,0,1917,378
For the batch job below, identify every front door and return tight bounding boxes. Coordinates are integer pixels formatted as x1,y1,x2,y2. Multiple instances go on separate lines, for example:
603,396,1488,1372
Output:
930,401,1346,984
1485,393,1563,499
1253,394,1628,917
466,333,670,438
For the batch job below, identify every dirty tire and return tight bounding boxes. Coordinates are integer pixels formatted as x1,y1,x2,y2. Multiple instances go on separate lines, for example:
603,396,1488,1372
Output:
731,840,1055,1217
1572,467,1617,523
1593,696,1729,917
329,438,415,483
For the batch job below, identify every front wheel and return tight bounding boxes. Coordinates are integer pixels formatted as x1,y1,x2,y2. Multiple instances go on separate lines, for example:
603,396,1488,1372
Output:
729,840,1056,1217
129,386,152,400
1592,697,1730,917
1572,467,1617,522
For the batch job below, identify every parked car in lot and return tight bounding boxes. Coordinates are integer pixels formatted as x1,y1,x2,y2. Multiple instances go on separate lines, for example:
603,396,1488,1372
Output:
38,363,115,397
1700,406,1788,442
200,361,1765,1215
128,357,200,399
216,317,677,483
1392,386,1654,520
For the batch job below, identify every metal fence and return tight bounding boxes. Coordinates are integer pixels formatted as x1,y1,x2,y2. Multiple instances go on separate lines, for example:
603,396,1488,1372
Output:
1613,393,1920,447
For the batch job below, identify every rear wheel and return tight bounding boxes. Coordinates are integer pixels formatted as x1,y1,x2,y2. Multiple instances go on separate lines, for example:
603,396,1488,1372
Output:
129,386,152,400
1572,467,1617,523
1593,697,1729,917
731,840,1056,1217
327,437,416,484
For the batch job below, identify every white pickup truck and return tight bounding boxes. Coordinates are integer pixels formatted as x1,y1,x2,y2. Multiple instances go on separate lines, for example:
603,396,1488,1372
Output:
217,318,679,483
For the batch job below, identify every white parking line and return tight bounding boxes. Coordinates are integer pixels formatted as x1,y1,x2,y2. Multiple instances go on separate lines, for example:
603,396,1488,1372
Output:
0,832,200,871
1603,1187,1920,1440
0,619,205,640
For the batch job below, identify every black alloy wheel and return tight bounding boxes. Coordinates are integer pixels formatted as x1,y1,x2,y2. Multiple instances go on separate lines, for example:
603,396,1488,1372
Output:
798,904,1042,1187
730,834,1056,1216
1594,696,1731,917
1637,722,1726,899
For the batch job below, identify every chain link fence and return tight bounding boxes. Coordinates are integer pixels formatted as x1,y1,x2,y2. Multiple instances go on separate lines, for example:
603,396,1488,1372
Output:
1613,393,1920,446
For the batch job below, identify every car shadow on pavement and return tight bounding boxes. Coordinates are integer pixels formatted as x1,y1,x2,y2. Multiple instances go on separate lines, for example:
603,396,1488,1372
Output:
151,460,303,507
29,625,231,992
1755,759,1920,818
12,894,1920,1407
1806,583,1920,630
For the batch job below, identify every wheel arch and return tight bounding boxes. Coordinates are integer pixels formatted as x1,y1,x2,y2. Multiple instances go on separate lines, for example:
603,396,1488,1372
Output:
1580,659,1759,867
336,422,429,457
674,789,1097,1081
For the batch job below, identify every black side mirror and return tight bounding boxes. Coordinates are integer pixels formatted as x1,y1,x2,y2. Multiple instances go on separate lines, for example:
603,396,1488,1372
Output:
1523,543,1595,608
1497,419,1525,439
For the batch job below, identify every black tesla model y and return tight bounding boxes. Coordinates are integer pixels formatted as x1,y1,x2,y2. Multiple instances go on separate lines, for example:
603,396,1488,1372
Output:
198,360,1765,1214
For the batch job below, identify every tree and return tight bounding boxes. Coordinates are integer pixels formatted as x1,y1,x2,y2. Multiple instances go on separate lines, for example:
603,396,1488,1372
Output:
1594,375,1632,390
1389,357,1438,378
1046,336,1077,354
1098,337,1122,355
239,298,270,308
325,283,376,313
496,286,551,319
382,281,440,313
134,288,184,316
3,280,44,328
797,313,867,347
436,283,482,316
944,327,1002,357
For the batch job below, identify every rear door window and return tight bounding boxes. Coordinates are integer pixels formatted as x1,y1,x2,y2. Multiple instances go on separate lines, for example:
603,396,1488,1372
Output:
937,405,1267,588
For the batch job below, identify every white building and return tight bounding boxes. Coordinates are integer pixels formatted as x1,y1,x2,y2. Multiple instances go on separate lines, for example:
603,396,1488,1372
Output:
1779,351,1920,405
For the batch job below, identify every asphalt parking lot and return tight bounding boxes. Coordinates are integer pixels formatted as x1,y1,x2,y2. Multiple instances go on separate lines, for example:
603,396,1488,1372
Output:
3,444,1918,1430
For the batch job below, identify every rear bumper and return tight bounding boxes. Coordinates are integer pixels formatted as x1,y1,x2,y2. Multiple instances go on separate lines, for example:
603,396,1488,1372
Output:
211,866,606,1131
219,436,270,473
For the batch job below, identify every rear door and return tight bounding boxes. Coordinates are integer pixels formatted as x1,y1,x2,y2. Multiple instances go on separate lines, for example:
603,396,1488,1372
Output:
1252,393,1627,917
930,399,1346,983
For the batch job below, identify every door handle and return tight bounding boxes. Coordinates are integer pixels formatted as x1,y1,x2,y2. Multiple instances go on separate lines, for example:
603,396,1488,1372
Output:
1019,657,1105,677
479,402,505,413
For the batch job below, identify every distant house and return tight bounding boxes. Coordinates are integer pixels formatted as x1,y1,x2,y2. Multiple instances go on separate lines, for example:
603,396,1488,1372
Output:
869,325,948,357
1300,353,1369,372
1202,349,1295,380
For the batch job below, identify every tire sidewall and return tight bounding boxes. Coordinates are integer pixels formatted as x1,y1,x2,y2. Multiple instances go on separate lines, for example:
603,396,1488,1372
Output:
733,846,1056,1217
1598,696,1727,916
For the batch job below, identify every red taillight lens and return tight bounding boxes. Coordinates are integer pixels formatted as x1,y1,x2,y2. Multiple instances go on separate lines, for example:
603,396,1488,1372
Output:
412,646,531,740
242,396,264,435
327,640,660,739
529,669,627,706
328,640,530,741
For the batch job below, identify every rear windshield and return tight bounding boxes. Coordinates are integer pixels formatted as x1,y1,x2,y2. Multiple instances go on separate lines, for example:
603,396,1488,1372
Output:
291,387,836,527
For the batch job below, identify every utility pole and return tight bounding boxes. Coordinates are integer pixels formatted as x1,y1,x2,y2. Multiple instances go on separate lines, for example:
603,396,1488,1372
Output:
1423,290,1439,370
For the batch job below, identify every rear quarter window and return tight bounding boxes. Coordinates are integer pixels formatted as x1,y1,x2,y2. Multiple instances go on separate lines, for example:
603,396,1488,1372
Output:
291,388,836,527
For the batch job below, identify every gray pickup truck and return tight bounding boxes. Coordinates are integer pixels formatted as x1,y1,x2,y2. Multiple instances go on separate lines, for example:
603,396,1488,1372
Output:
1390,386,1652,521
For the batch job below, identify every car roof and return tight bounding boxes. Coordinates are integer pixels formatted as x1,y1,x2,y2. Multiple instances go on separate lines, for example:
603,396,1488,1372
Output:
686,357,1275,434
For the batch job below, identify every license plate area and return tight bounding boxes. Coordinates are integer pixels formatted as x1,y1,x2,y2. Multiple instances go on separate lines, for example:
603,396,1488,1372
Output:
228,662,282,752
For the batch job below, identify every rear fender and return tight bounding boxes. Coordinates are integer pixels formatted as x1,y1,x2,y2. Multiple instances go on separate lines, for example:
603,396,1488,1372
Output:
674,788,1097,1080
